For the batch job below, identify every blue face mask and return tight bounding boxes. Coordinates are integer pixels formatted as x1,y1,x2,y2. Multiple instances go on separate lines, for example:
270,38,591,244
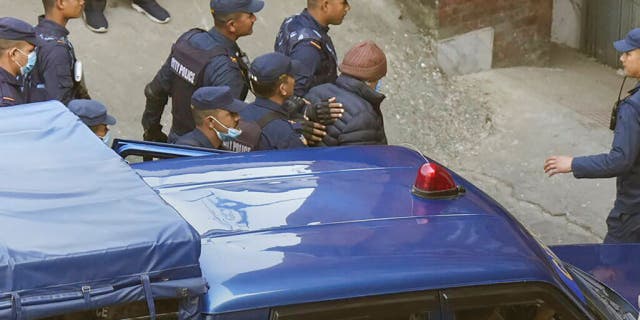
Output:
375,80,382,92
210,116,242,142
101,131,112,147
15,49,37,75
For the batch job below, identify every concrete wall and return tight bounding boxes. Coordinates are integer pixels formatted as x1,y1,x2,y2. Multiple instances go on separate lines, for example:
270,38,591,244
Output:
437,0,553,67
551,0,584,49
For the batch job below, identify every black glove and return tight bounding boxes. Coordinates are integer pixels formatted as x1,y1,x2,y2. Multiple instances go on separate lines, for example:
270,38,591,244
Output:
282,96,307,117
143,124,168,143
298,119,326,146
304,99,344,125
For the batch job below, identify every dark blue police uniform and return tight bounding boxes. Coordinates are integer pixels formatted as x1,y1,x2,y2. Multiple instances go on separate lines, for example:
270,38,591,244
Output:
573,84,640,243
174,86,248,151
142,0,264,143
305,75,387,146
241,98,306,150
175,128,218,149
0,17,37,107
571,29,640,243
26,18,89,105
275,9,338,96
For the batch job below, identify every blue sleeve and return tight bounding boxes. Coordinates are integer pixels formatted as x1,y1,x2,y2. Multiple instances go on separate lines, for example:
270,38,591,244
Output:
261,120,307,150
39,45,74,104
572,104,640,178
142,56,173,130
202,56,246,100
290,41,323,96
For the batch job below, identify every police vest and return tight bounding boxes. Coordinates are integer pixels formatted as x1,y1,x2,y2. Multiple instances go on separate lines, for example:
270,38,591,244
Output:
169,28,250,136
275,16,338,90
222,111,294,152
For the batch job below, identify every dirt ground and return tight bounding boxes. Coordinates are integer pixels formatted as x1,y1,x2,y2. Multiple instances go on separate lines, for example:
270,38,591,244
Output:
3,0,627,245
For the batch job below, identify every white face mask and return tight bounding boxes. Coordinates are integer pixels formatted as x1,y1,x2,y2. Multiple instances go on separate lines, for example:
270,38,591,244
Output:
13,48,37,75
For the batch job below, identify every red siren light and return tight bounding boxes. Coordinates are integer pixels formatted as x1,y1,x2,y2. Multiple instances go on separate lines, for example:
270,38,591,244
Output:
412,162,465,199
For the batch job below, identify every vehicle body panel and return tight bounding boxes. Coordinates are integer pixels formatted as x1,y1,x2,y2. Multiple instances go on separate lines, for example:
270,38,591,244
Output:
133,146,589,315
553,243,640,309
0,102,206,318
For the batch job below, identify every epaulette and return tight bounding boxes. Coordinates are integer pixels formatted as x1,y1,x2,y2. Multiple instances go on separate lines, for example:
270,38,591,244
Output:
309,40,322,51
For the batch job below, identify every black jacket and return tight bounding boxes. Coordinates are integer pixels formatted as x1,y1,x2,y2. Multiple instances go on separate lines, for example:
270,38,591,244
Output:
305,75,387,146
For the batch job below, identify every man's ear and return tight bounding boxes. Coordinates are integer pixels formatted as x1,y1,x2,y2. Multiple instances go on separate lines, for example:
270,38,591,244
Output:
320,0,331,11
226,19,237,34
279,82,288,96
56,0,66,10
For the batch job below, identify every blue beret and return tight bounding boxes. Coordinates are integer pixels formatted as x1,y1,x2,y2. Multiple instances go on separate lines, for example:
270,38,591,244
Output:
192,86,247,113
249,52,303,83
615,28,640,53
210,0,264,15
68,99,117,127
0,17,36,45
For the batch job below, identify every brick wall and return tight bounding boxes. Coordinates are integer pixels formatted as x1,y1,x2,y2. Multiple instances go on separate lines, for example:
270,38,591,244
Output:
437,0,553,67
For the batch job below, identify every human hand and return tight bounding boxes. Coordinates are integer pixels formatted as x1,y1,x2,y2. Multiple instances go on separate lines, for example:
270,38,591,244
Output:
544,156,573,177
305,97,344,125
300,119,326,146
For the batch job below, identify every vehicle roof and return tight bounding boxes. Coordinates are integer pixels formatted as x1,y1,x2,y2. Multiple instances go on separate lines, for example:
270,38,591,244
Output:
134,146,578,314
0,102,204,318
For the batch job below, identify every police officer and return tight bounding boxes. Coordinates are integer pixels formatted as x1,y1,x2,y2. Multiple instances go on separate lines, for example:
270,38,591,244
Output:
305,41,388,146
142,0,264,144
175,86,247,150
241,53,310,150
67,99,117,145
27,0,90,105
275,0,350,97
544,28,640,243
0,17,37,107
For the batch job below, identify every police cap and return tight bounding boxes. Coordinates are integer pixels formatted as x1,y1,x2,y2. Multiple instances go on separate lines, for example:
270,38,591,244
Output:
0,17,36,45
68,99,117,127
615,28,640,53
210,0,264,15
192,86,247,113
249,52,303,83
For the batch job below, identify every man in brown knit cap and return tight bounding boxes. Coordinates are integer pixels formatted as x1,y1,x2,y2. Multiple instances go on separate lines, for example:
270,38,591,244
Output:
304,40,387,146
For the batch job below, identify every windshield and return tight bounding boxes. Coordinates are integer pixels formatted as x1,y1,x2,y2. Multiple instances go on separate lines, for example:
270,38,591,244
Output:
565,264,637,320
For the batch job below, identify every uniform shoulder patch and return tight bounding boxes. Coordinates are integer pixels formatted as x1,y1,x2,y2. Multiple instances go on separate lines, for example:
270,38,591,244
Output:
2,96,15,102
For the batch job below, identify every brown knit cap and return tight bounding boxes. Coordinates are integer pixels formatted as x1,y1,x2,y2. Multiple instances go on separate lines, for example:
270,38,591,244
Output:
338,41,387,81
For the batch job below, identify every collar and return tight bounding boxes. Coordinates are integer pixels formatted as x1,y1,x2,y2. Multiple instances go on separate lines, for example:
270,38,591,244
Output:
335,75,386,108
192,128,218,149
0,67,20,86
253,97,289,116
36,18,70,38
208,27,239,51
301,9,330,34
629,81,640,95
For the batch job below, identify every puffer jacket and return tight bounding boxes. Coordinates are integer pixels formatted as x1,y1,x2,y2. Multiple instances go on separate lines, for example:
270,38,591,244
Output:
305,75,387,146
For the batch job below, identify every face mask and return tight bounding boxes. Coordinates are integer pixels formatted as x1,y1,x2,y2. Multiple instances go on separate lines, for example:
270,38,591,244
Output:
101,131,112,147
375,80,382,92
14,49,37,75
210,116,242,141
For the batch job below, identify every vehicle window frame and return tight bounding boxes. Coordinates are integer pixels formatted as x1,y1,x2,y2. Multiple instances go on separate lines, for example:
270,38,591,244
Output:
262,282,592,320
269,290,442,320
441,282,591,320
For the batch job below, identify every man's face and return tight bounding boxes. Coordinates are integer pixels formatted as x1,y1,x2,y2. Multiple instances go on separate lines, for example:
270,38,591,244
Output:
232,12,257,37
620,48,640,78
211,109,241,132
62,0,85,19
7,42,35,75
281,75,295,99
326,0,350,25
90,124,108,138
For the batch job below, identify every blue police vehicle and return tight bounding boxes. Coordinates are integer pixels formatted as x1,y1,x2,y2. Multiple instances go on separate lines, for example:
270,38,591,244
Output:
2,101,640,320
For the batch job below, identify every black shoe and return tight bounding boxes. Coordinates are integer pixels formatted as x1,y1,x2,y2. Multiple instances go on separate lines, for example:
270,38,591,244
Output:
83,0,108,33
131,0,171,24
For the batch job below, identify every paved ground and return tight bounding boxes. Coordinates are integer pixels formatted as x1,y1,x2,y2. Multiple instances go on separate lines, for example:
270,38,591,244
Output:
4,0,628,245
